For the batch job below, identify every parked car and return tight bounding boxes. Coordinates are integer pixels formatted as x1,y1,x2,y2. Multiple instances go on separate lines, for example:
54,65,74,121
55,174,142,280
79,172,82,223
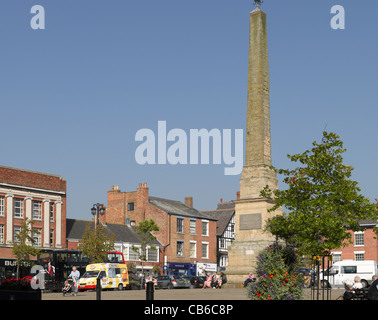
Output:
156,275,190,289
182,276,204,289
295,267,316,277
294,267,316,288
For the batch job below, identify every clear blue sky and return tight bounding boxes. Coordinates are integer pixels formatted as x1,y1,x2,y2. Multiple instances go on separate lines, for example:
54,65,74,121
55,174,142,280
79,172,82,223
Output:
0,0,377,220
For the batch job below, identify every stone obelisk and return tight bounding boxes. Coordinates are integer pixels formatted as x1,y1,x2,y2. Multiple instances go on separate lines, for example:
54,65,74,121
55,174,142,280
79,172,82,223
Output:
226,3,281,286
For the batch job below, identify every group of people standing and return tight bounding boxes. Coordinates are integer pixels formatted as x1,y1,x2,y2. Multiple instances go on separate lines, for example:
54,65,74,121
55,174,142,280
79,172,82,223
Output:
202,272,227,289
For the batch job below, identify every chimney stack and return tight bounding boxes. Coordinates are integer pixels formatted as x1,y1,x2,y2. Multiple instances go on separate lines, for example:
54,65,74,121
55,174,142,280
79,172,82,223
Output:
185,197,193,208
137,182,149,202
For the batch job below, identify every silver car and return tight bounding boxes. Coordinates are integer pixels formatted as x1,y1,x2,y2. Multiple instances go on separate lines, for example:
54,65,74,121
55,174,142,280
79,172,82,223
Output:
156,275,190,289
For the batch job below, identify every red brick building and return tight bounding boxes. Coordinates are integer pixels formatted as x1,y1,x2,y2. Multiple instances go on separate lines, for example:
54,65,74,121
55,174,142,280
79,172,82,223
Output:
103,183,218,276
0,165,66,279
331,219,378,263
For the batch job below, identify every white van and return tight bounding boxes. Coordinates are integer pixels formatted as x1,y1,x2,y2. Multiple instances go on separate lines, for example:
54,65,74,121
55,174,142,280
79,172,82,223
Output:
321,260,377,288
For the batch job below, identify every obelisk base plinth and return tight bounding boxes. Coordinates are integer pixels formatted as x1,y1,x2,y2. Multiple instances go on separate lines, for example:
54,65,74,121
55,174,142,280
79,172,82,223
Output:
225,239,276,287
225,196,281,287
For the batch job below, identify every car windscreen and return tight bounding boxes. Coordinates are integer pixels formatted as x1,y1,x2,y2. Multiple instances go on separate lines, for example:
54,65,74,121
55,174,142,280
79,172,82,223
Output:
82,271,99,278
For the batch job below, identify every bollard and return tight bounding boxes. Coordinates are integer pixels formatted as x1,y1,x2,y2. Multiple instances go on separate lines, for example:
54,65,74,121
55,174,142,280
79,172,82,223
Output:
146,281,154,300
96,277,101,300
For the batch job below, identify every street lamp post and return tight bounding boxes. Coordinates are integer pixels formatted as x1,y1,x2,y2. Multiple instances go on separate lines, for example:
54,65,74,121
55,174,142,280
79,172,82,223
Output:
90,203,105,300
91,203,106,229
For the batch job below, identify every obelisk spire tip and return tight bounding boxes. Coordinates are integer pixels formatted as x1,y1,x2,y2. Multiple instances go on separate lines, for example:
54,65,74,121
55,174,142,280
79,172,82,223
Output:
254,0,263,8
252,0,264,13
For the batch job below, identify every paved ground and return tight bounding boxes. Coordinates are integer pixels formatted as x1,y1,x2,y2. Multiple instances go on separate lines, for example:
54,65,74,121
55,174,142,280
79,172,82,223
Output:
42,287,345,300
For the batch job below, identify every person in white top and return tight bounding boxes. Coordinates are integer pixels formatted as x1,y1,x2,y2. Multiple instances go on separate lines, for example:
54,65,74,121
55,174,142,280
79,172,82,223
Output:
346,276,363,291
68,266,80,296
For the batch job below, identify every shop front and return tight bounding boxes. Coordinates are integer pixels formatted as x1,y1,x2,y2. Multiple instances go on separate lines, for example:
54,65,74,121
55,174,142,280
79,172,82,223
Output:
0,259,32,280
134,263,161,277
167,263,196,276
196,262,217,276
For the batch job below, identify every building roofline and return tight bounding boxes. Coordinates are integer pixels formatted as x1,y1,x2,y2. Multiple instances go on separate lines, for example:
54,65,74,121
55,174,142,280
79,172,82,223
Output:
0,165,65,180
66,218,162,247
148,196,218,221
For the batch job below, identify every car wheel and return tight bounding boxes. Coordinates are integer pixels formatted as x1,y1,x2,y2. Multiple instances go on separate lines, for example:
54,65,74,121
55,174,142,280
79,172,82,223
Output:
321,280,330,288
361,280,368,288
118,284,123,291
168,283,173,290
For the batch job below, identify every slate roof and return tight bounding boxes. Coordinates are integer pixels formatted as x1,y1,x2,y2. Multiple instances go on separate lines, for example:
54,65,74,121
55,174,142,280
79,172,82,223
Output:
66,218,161,246
199,201,235,236
148,196,217,221
358,219,378,227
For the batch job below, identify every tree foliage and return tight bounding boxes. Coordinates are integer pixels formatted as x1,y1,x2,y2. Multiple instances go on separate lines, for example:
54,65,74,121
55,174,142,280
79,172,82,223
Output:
78,223,115,263
12,218,40,278
132,219,159,263
261,131,378,256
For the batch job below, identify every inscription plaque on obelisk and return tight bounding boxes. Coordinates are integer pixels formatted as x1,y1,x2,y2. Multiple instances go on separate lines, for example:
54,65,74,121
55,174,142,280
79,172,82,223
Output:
239,214,262,230
226,2,281,286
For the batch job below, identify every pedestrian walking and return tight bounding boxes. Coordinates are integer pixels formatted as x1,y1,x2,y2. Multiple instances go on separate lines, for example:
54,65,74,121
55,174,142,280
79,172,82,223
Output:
68,266,80,296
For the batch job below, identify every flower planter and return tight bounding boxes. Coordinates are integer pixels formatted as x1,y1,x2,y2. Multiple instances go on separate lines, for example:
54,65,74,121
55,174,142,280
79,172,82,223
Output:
0,276,42,300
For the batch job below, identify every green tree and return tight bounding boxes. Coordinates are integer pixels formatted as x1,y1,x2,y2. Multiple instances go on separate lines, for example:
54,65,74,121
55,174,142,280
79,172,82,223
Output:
78,223,115,263
132,219,159,278
261,131,378,256
13,218,40,278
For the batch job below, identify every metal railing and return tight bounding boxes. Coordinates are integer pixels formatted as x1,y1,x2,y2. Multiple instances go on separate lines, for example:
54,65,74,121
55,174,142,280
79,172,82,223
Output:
311,255,332,300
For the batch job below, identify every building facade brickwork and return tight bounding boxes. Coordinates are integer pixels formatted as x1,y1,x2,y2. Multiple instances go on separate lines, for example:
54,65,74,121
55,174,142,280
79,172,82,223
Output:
0,165,67,279
331,222,378,263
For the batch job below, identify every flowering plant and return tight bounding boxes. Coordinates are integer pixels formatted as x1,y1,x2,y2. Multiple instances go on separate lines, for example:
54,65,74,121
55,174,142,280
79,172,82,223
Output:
0,276,33,291
247,244,303,300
